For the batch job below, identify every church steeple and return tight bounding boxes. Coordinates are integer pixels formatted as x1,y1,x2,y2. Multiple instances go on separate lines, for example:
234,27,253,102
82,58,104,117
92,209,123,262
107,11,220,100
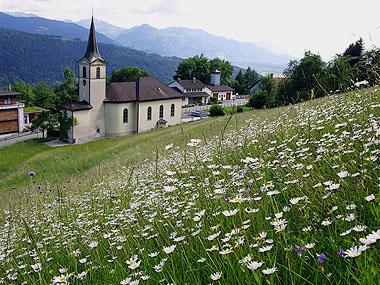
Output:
81,16,104,63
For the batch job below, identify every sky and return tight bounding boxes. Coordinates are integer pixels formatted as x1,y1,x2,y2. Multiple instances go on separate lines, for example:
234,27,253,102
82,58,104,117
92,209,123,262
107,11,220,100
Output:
1,0,380,60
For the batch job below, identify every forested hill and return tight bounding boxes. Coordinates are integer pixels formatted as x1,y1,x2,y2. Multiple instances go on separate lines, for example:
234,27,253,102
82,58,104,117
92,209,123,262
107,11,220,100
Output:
0,29,182,85
0,12,114,44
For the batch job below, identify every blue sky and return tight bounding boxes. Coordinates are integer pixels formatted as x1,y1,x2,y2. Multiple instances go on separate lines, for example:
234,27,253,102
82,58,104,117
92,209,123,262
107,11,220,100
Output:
1,0,379,60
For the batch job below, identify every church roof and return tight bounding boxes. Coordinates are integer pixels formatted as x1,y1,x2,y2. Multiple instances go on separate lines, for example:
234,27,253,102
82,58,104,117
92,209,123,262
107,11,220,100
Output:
106,76,183,103
77,16,105,63
60,100,92,111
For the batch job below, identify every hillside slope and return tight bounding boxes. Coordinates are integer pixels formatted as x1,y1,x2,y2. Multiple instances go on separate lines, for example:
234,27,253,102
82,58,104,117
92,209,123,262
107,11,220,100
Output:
0,29,182,84
0,12,114,44
0,87,379,284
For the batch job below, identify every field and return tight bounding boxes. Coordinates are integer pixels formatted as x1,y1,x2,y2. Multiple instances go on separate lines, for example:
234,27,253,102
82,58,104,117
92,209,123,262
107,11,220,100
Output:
0,88,379,284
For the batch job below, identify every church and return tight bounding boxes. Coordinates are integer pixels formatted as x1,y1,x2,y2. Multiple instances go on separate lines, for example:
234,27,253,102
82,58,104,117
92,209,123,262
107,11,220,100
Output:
60,18,182,144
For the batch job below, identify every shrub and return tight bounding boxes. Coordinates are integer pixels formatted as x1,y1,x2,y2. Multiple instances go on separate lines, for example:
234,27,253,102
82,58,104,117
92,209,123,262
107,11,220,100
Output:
247,91,268,109
237,106,243,113
208,97,218,105
209,104,225,117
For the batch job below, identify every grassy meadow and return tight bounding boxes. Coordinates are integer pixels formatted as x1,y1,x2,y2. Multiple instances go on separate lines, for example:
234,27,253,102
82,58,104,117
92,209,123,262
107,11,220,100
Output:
0,87,379,284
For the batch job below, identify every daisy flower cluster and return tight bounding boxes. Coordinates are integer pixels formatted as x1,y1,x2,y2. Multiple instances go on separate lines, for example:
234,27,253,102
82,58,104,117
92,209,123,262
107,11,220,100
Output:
0,88,379,284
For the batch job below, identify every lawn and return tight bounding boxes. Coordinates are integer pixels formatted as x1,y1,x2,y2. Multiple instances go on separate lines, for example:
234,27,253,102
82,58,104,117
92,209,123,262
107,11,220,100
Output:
0,88,379,284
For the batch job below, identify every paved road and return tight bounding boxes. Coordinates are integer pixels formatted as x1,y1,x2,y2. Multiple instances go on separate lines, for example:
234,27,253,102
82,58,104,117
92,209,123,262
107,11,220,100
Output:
0,132,43,148
182,99,248,116
182,99,247,114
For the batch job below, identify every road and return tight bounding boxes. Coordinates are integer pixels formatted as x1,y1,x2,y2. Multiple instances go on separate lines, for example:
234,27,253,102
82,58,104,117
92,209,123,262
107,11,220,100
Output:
181,99,248,118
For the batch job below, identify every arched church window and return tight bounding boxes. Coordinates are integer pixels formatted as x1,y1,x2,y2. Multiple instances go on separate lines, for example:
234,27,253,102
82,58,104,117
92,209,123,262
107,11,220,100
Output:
170,104,175,117
147,106,152,121
159,105,164,119
96,67,101,79
82,66,87,78
123,108,128,123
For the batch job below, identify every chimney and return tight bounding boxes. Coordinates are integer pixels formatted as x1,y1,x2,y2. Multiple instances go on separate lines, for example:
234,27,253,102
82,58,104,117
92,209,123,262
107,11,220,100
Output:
8,84,12,91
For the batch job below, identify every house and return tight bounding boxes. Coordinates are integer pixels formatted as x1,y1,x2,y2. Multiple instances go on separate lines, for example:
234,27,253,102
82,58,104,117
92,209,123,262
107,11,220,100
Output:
23,106,48,129
168,69,235,106
168,79,210,106
248,79,263,95
60,17,182,144
248,74,283,95
0,88,24,135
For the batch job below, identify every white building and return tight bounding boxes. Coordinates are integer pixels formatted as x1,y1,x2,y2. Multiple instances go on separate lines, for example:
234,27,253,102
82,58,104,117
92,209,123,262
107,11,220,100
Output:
60,18,182,144
169,69,235,106
168,79,210,106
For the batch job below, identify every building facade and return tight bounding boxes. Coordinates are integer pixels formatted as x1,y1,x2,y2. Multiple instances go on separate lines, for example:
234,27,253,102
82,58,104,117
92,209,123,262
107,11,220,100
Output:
0,89,24,135
169,69,235,106
60,18,182,144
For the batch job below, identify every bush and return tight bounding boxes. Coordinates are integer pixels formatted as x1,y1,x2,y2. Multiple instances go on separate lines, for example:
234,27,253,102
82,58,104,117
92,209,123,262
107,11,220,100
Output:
237,106,243,113
247,91,268,109
208,97,218,105
209,104,225,117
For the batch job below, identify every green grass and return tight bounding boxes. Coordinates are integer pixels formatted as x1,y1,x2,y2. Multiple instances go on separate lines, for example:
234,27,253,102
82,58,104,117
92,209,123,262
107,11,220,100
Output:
0,109,264,207
0,88,379,284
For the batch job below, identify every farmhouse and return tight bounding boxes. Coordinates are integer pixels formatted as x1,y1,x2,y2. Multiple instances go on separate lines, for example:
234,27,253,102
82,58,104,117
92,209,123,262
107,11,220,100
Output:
168,69,235,106
0,88,24,135
60,18,182,144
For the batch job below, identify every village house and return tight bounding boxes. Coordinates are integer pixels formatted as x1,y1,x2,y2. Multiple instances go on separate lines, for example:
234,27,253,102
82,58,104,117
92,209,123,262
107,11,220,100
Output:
168,78,209,106
60,17,182,144
168,69,235,106
0,88,24,135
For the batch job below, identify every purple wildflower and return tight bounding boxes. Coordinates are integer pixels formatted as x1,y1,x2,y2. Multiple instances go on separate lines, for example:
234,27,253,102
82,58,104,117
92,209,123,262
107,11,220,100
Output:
317,253,326,264
295,245,303,255
337,248,345,257
28,171,36,177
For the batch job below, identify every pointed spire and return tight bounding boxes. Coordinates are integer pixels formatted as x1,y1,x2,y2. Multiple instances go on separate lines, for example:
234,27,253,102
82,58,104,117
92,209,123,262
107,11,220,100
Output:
82,16,103,62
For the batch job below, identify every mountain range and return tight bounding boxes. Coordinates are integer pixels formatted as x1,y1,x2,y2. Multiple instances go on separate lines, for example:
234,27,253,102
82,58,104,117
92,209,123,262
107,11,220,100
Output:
0,11,290,86
77,19,292,74
0,12,114,44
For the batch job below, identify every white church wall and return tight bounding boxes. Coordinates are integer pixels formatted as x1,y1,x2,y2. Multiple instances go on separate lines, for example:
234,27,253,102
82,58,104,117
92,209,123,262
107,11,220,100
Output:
138,98,182,133
71,109,102,144
104,102,137,136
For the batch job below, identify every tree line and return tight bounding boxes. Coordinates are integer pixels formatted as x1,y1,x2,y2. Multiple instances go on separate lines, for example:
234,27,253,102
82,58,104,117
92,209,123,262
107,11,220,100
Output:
248,39,380,109
173,54,261,93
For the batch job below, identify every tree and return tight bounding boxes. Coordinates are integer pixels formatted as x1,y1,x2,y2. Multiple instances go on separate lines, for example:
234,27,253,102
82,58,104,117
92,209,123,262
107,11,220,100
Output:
343,38,364,66
110,66,149,83
243,67,261,94
234,70,245,95
174,54,211,83
30,111,57,138
12,81,35,106
247,91,269,109
53,67,78,107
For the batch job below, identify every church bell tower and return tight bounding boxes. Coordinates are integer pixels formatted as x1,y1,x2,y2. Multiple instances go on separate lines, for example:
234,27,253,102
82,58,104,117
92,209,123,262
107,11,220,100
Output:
77,16,107,105
76,16,107,137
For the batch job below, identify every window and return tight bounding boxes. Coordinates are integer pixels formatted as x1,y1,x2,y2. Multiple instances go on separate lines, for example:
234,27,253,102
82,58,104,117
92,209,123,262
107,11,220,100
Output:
96,67,101,79
4,97,11,105
147,106,152,121
123,108,128,123
159,105,164,119
82,66,87,78
170,104,175,117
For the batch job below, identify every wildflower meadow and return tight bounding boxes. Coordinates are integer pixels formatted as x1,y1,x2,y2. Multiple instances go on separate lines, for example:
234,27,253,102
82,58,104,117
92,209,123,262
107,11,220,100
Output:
0,87,379,284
